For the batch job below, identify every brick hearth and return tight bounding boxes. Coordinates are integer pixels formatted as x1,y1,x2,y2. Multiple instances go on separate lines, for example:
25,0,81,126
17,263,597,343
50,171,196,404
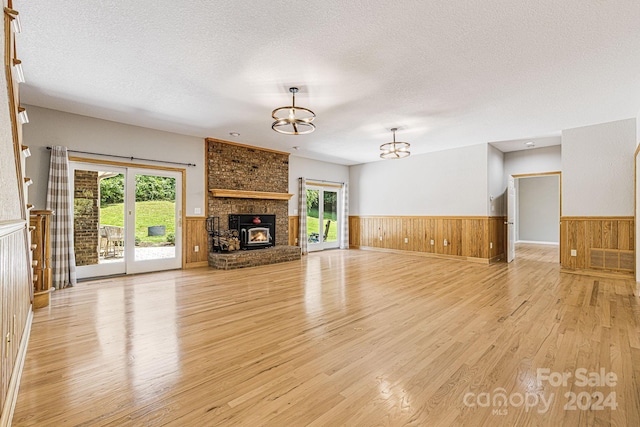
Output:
208,246,301,270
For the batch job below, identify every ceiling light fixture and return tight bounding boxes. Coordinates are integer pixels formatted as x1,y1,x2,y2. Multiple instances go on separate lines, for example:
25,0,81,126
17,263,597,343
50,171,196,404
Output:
13,59,25,83
380,128,410,159
4,8,22,33
229,132,240,137
272,87,315,135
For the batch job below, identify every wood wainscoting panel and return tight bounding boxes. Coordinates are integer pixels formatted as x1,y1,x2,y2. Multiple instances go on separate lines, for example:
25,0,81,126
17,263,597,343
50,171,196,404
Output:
0,223,33,423
348,216,360,248
185,217,209,267
288,216,299,246
348,216,506,262
489,217,506,261
561,216,634,275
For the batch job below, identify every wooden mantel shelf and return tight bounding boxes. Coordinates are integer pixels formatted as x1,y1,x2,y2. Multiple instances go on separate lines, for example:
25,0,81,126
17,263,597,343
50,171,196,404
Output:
210,189,293,200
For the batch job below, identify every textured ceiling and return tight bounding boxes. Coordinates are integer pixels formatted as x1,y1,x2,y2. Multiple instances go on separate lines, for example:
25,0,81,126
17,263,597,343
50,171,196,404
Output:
14,0,640,165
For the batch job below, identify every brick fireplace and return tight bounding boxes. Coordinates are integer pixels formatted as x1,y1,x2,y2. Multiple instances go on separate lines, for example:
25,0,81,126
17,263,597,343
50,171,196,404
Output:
206,138,300,268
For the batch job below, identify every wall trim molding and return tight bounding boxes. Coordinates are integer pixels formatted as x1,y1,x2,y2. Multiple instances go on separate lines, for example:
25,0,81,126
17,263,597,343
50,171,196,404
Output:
512,171,561,179
0,308,32,427
561,216,634,221
352,245,490,264
517,240,559,246
560,267,634,280
350,215,500,220
0,220,26,238
185,261,208,269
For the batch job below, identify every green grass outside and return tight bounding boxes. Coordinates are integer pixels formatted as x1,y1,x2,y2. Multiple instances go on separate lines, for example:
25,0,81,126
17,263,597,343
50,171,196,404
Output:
100,200,175,244
307,215,338,242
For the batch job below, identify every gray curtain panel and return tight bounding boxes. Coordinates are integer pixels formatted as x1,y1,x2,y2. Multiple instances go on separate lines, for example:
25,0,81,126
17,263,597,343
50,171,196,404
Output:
340,183,349,249
46,146,77,288
298,177,307,255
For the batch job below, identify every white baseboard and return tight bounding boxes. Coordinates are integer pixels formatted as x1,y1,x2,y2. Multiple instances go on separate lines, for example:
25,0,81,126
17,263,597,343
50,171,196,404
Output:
516,240,559,246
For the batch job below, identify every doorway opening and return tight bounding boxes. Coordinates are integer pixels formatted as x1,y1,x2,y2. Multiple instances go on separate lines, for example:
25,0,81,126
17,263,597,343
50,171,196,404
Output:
507,172,561,263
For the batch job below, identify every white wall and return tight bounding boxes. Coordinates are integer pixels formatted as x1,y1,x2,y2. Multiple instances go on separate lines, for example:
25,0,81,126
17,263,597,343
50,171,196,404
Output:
503,145,562,183
24,106,206,215
562,118,636,216
517,175,560,243
288,156,350,215
349,143,488,216
637,109,640,147
488,144,505,216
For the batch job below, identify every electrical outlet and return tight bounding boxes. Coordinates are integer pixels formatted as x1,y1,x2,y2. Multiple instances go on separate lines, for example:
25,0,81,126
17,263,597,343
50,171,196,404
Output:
571,249,577,257
490,242,493,249
379,236,383,241
430,239,435,246
404,237,408,244
194,245,199,252
444,239,448,247
194,207,201,215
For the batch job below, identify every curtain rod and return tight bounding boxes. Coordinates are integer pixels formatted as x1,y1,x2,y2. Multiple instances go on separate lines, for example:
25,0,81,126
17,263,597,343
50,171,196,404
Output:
306,178,345,185
46,147,196,167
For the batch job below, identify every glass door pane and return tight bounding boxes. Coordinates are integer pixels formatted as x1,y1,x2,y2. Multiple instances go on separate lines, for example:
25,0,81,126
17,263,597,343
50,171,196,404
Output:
323,190,338,244
72,163,127,279
127,169,182,274
306,189,321,246
306,186,341,251
133,173,176,261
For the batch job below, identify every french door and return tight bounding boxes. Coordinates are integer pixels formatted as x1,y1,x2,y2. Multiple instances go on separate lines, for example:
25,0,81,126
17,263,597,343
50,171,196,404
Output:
70,162,183,278
306,185,341,251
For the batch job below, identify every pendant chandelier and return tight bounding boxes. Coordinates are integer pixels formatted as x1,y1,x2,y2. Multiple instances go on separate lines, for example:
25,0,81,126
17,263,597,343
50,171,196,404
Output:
380,128,410,159
272,87,316,135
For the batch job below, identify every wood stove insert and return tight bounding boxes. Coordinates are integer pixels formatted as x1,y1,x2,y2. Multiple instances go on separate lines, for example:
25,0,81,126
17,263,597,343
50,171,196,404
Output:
229,214,275,250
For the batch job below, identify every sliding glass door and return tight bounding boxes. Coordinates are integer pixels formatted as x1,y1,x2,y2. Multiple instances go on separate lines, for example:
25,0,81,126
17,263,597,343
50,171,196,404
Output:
306,185,341,251
71,162,182,279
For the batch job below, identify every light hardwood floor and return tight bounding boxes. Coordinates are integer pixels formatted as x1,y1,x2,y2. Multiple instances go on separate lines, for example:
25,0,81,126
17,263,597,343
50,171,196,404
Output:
12,244,640,426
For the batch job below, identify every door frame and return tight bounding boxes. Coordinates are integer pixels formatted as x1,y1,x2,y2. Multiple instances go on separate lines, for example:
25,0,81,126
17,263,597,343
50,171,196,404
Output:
635,144,639,282
306,181,343,252
70,156,187,271
510,171,562,262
